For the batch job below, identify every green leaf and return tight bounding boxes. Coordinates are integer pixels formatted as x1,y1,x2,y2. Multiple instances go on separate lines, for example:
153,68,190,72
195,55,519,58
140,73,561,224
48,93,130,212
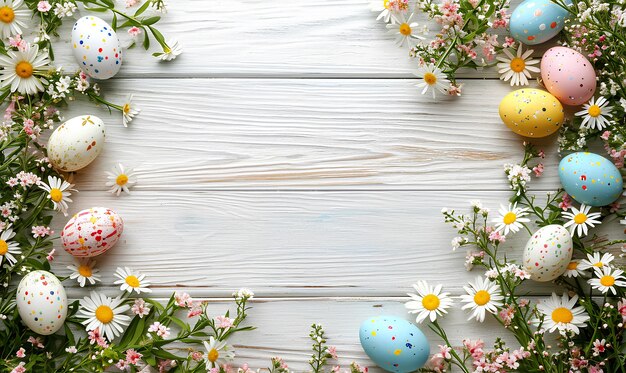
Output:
99,0,115,8
142,16,161,26
142,32,150,50
83,6,108,12
152,349,181,360
134,1,151,16
111,13,118,30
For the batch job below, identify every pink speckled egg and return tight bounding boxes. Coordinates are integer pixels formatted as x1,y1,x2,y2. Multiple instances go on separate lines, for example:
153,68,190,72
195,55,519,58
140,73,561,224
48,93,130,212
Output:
62,207,123,257
540,47,596,106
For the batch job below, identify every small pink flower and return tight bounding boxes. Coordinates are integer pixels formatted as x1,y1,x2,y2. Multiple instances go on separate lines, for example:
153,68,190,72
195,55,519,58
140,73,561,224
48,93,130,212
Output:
488,231,506,243
128,26,142,37
215,315,234,330
31,225,53,238
175,291,193,307
187,303,203,318
558,193,572,211
592,339,606,355
328,346,338,359
16,347,25,358
125,0,140,7
436,345,452,360
499,305,515,326
426,354,445,372
131,298,150,318
518,298,530,307
148,321,171,338
116,359,130,371
609,202,620,213
589,365,604,373
27,336,44,348
158,359,173,373
10,362,26,373
126,349,143,365
46,248,55,261
37,1,51,12
601,131,611,140
191,351,204,361
532,163,544,177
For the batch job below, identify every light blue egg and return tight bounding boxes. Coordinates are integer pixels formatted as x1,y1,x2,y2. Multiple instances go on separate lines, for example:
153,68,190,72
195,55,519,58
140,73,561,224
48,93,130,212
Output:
510,0,571,45
559,152,623,207
359,315,429,373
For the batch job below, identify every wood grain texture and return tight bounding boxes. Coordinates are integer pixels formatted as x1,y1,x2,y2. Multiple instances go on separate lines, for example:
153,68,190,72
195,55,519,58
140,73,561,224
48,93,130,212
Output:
65,78,563,191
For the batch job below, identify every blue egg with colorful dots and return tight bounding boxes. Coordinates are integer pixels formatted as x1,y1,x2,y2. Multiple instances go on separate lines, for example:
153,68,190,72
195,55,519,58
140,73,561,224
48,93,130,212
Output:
510,0,571,45
359,315,429,373
559,152,623,207
71,16,122,79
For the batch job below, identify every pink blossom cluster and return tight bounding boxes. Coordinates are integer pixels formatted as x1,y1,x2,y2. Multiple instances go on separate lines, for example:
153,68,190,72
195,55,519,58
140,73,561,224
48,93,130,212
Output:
116,349,143,371
387,0,410,12
31,225,53,238
87,328,109,348
148,321,171,338
6,171,41,188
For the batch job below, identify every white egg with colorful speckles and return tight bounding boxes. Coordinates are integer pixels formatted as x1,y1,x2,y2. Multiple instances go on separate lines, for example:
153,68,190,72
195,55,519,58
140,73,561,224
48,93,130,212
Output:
523,225,573,282
62,207,124,257
71,16,122,80
47,115,105,172
16,271,68,335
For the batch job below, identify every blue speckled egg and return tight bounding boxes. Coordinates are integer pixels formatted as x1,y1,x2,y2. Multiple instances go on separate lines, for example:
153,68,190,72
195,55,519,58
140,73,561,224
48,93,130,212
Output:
510,0,571,45
359,315,429,373
559,152,623,207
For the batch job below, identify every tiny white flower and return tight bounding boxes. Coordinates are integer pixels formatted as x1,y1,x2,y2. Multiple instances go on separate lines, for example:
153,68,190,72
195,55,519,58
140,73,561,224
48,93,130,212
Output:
575,96,613,130
405,280,454,323
562,204,601,237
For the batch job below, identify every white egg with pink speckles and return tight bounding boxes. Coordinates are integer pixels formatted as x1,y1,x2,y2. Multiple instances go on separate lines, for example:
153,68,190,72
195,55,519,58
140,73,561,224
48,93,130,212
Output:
16,271,68,335
523,225,573,282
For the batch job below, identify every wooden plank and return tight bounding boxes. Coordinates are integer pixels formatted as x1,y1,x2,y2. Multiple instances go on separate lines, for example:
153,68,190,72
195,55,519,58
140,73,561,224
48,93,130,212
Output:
45,0,539,78
54,190,619,298
64,78,562,191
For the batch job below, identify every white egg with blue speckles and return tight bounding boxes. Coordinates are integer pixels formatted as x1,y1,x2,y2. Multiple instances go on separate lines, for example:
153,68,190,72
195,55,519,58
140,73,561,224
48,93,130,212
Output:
71,16,122,79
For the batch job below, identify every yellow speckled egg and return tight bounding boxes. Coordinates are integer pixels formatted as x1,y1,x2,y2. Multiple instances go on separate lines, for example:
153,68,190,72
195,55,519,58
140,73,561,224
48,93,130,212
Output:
499,88,564,138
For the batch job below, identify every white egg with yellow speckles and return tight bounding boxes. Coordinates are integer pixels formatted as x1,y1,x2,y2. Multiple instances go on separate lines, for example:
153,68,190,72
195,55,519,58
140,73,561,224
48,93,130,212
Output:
47,115,105,172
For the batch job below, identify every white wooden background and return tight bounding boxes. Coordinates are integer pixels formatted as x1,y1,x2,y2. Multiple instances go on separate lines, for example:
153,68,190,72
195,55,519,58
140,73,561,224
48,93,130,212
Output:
42,0,623,371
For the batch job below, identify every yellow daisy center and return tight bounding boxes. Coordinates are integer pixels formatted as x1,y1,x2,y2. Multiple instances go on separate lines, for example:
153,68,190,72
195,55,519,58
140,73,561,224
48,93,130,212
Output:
509,57,526,73
422,294,441,311
567,261,578,270
116,174,129,186
208,348,219,362
587,105,602,118
0,6,15,23
503,212,517,225
383,0,390,9
0,240,7,255
593,262,604,267
399,23,412,36
473,290,491,306
123,103,131,114
15,61,33,79
49,188,63,202
600,275,615,287
551,307,573,324
125,275,140,288
573,213,587,225
95,305,114,324
423,72,437,86
78,264,92,277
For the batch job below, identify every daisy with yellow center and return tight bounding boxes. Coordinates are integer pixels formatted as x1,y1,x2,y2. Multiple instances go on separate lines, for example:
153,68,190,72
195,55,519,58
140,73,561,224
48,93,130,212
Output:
575,96,613,130
535,292,589,335
0,0,29,38
414,63,450,98
105,163,137,196
38,175,75,216
563,260,585,278
386,13,424,47
496,44,540,86
370,0,399,23
67,259,101,287
460,276,503,322
203,336,235,370
114,267,151,294
562,204,601,237
79,291,131,340
405,280,454,323
579,252,614,271
0,225,21,267
588,266,626,295
157,38,183,61
492,203,530,235
0,43,50,95
121,94,140,127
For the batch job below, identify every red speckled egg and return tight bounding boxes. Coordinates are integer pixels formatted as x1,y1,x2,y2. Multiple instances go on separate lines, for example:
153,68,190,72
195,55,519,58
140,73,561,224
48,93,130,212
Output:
62,207,123,257
540,46,596,106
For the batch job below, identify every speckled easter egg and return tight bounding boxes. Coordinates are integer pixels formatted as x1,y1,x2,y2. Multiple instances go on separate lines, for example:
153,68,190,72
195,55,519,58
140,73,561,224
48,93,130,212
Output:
359,315,429,373
71,16,122,79
559,152,623,206
541,47,596,106
523,225,573,282
62,207,124,257
16,271,68,335
510,0,571,45
47,115,105,172
499,88,564,138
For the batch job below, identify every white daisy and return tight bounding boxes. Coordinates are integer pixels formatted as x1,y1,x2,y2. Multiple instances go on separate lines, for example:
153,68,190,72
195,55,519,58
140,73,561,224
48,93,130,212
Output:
67,259,101,287
0,43,49,95
105,163,137,196
491,203,530,235
38,175,75,216
460,276,504,322
562,204,601,237
414,63,449,98
156,39,182,61
496,44,540,86
575,97,613,130
386,13,423,47
405,280,454,323
0,0,29,38
114,267,151,294
122,94,140,127
78,292,131,341
588,267,626,295
0,225,21,267
203,336,235,370
535,293,589,335
579,252,614,271
563,260,585,278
